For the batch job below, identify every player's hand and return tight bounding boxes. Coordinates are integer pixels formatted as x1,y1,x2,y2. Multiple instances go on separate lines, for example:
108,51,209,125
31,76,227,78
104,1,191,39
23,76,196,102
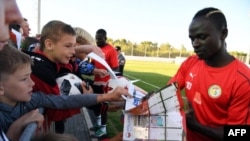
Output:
186,103,199,131
107,86,132,101
81,81,93,94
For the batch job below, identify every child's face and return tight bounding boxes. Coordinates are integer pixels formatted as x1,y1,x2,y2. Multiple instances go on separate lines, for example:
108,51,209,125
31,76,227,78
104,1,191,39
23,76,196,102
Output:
47,34,76,64
0,63,34,106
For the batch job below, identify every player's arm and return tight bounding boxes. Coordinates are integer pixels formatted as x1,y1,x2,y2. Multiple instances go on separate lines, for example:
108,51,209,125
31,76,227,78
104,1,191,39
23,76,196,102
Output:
226,82,250,125
186,108,224,141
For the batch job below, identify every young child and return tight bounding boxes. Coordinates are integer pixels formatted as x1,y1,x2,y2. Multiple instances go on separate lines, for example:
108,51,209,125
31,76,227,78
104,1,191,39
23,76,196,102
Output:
73,27,108,83
23,20,81,133
0,45,130,140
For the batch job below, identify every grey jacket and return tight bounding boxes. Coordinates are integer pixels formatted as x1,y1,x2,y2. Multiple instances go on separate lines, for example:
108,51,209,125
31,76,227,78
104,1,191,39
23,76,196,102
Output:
0,92,98,132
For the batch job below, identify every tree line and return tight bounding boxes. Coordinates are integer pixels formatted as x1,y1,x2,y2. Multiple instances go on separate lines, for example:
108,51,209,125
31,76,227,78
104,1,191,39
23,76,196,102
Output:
107,38,248,62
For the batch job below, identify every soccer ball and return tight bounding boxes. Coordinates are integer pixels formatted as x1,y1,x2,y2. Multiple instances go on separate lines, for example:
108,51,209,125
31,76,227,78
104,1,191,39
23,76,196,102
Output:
56,73,83,96
104,76,131,93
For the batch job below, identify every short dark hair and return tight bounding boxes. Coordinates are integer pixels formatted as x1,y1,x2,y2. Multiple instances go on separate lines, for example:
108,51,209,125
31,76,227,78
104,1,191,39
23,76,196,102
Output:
193,7,227,31
96,29,107,37
115,46,121,51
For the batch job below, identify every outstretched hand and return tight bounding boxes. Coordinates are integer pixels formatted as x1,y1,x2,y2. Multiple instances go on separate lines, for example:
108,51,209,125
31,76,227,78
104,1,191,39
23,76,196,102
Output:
107,86,132,101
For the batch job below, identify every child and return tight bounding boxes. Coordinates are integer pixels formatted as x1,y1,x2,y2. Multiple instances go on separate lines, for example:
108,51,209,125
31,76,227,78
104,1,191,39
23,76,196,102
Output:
0,45,130,140
23,20,80,133
73,27,108,83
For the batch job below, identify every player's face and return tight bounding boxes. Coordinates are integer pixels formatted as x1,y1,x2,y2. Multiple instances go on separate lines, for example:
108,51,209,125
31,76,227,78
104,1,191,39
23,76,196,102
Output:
0,63,34,106
189,18,223,60
49,34,76,64
0,0,23,50
95,33,106,47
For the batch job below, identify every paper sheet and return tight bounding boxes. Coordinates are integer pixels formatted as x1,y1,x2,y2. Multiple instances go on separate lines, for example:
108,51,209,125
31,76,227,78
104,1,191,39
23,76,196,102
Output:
87,52,117,80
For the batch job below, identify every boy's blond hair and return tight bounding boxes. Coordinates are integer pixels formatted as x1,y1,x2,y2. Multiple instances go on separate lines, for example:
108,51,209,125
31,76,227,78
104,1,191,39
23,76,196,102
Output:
0,44,32,80
40,20,76,51
74,27,95,45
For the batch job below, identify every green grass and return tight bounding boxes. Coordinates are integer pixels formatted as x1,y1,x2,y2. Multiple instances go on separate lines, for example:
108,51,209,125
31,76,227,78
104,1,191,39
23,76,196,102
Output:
107,60,181,137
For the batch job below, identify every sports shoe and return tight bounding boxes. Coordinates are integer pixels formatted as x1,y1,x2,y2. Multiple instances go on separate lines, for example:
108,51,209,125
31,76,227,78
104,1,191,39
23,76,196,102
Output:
89,124,101,131
91,129,107,138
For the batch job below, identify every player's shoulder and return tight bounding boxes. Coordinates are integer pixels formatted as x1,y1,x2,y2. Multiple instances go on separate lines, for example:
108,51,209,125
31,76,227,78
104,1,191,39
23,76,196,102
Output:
105,44,116,50
181,55,200,66
234,59,250,77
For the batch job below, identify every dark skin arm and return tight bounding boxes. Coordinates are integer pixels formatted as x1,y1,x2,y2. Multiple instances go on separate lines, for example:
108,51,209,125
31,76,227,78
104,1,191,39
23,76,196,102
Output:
186,106,224,141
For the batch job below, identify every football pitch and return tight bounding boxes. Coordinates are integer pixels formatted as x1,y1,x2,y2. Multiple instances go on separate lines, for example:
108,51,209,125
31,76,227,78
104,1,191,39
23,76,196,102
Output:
107,60,182,137
124,60,180,92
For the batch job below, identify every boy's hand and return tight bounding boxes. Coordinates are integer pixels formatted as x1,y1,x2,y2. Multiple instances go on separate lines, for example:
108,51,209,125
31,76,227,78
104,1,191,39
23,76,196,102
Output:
22,109,44,128
107,86,132,101
7,109,44,141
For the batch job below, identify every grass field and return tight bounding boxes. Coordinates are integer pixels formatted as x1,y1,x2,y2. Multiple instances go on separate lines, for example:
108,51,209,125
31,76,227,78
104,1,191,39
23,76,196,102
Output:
107,60,181,137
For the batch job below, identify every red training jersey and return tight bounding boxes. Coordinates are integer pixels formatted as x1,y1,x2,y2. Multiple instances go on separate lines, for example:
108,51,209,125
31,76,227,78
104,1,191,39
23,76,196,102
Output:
168,55,250,141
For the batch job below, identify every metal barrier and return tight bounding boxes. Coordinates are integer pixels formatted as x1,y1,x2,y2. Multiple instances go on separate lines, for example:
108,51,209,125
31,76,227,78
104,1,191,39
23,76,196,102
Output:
19,108,44,141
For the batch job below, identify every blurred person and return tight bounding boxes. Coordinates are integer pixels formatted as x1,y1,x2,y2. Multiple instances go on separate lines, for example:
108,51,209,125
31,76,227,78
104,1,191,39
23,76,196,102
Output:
0,0,23,50
74,27,108,82
21,36,40,52
168,7,250,141
74,27,124,141
21,18,30,39
115,46,126,76
90,29,119,138
0,0,24,140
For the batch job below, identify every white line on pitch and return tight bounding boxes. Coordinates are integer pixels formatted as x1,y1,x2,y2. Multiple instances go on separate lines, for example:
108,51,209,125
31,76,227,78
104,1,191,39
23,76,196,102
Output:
124,74,160,89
